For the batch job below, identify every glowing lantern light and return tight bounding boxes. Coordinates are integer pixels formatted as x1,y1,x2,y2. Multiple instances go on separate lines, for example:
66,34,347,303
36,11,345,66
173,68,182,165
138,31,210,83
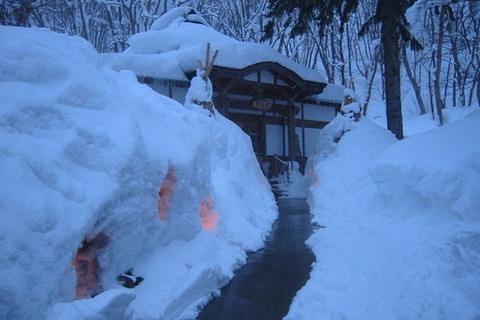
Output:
308,169,319,186
158,166,176,221
200,196,219,230
73,233,109,299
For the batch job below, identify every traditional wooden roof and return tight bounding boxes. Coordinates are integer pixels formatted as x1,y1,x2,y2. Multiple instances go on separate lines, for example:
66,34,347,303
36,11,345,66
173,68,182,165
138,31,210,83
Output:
206,62,327,100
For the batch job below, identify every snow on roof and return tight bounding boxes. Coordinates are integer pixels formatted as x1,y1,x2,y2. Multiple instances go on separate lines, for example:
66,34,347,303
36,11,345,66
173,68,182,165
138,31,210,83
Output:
313,82,345,104
102,7,326,84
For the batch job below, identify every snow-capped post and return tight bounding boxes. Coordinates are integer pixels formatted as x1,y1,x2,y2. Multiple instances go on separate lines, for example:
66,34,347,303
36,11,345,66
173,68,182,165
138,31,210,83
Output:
199,42,219,81
341,80,362,122
185,42,219,117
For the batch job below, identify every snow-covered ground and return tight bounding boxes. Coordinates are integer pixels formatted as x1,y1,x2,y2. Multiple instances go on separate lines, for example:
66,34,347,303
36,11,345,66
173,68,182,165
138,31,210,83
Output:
286,105,480,319
0,26,277,319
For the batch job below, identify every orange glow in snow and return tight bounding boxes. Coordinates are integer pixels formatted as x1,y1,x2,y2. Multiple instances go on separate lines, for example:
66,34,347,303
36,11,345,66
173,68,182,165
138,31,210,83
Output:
158,166,176,221
200,196,219,230
73,233,109,299
308,169,319,186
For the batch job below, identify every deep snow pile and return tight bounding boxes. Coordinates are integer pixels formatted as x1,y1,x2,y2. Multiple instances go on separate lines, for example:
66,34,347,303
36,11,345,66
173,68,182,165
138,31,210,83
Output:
286,109,480,319
0,26,277,320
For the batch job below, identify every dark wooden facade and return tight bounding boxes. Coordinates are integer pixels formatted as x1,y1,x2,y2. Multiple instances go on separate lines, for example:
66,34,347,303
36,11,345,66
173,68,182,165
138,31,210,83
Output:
209,62,341,162
138,62,342,167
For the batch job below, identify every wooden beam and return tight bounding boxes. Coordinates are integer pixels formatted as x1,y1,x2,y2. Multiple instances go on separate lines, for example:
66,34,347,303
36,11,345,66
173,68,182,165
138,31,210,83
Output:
215,96,288,114
227,112,329,129
213,77,295,100
209,63,327,94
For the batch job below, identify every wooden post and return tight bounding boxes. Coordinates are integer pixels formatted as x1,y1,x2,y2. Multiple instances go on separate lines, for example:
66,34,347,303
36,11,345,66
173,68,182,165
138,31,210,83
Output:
287,102,297,162
198,43,219,80
301,101,305,157
194,43,219,116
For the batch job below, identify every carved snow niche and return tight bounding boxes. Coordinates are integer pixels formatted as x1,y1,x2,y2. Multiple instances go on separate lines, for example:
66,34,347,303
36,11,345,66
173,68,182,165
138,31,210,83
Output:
72,232,109,299
157,166,177,222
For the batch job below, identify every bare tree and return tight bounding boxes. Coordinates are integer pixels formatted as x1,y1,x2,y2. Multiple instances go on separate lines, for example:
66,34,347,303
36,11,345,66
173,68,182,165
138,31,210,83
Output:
195,0,268,43
430,4,451,125
402,42,427,114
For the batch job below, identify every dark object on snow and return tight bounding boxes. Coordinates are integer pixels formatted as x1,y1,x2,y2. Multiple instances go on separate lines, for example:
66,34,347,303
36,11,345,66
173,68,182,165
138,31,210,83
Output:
117,269,144,288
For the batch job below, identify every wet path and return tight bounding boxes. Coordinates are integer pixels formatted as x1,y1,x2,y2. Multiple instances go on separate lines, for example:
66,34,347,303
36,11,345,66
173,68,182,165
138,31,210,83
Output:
197,198,315,320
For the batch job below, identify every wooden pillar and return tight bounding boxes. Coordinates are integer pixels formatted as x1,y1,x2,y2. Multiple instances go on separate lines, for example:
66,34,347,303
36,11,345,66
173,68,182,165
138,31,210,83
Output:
287,102,297,162
262,110,267,157
220,93,229,116
301,102,306,157
215,83,231,116
168,81,173,99
282,116,286,158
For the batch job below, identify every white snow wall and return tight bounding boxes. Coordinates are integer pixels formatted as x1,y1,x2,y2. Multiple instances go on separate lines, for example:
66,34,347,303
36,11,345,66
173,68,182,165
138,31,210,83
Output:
0,27,277,319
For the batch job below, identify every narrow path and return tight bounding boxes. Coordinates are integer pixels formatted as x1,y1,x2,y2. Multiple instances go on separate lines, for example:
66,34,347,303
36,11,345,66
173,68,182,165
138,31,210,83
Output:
197,198,315,320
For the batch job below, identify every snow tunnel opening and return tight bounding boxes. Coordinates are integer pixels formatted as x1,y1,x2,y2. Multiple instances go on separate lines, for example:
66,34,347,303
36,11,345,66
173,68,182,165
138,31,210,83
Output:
200,196,219,230
157,166,176,221
72,232,109,299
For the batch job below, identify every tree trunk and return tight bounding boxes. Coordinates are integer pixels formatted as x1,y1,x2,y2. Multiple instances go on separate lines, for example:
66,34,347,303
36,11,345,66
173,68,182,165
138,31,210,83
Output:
381,0,403,140
443,58,451,105
339,30,346,86
362,44,380,116
317,29,334,82
477,76,480,107
379,48,386,101
468,77,476,106
450,22,462,107
433,5,447,125
401,43,427,114
77,0,89,40
330,31,337,82
428,71,435,119
346,23,353,81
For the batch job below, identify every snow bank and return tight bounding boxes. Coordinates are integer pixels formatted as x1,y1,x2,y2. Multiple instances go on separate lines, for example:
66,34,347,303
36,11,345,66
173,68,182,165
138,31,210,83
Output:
286,111,480,319
0,26,276,320
372,111,480,221
367,98,479,137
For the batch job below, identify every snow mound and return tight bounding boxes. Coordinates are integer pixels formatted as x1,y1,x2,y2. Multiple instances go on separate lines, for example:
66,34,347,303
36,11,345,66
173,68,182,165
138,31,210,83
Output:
150,7,210,31
287,112,480,319
313,114,354,160
0,26,276,319
372,110,480,221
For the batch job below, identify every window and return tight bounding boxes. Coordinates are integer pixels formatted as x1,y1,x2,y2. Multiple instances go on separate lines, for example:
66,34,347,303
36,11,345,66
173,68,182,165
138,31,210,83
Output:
240,123,264,156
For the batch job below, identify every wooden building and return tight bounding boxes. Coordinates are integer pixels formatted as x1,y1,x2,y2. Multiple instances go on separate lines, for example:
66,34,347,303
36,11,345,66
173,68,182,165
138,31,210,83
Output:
104,7,343,173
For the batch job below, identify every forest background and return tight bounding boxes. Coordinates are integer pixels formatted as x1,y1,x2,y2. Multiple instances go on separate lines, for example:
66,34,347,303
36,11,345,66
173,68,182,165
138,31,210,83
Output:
2,0,479,129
